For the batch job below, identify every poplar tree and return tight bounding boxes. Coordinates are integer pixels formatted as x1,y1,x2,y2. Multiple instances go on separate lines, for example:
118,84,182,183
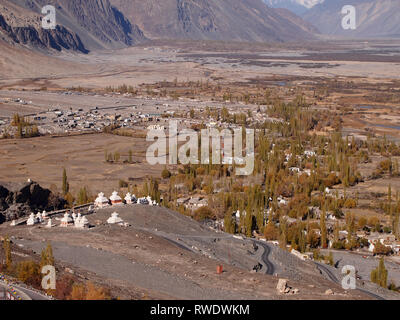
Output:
3,235,12,271
62,168,69,196
371,257,388,288
321,205,327,249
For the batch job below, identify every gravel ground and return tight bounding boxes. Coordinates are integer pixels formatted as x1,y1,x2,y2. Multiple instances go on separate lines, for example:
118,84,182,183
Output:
320,249,400,300
14,238,264,300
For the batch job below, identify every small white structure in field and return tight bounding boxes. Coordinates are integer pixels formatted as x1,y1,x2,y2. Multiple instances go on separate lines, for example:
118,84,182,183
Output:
72,212,77,222
42,210,48,219
75,213,90,229
60,212,73,227
10,220,16,227
110,191,123,206
46,218,56,228
94,192,109,208
36,212,43,223
27,213,38,226
107,212,124,225
124,193,137,204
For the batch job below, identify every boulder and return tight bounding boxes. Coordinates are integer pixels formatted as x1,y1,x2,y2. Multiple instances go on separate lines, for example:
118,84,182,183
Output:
325,289,334,295
0,181,66,224
276,279,289,294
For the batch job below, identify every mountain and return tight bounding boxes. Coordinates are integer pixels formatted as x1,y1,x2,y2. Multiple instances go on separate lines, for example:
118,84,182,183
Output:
0,0,146,52
302,0,400,38
109,0,318,42
263,0,323,15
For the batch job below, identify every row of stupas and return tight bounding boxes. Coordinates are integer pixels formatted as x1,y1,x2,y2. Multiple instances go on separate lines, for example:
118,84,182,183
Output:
59,212,90,229
26,210,90,229
26,211,49,226
94,192,158,208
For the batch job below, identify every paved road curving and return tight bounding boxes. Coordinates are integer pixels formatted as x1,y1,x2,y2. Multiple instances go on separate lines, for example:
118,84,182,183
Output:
254,241,275,275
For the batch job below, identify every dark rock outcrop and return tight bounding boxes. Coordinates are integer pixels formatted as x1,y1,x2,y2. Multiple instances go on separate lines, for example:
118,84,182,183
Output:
0,181,66,224
0,13,89,53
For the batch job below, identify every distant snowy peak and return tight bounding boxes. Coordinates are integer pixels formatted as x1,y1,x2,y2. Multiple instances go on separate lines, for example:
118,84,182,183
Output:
294,0,325,9
264,0,324,14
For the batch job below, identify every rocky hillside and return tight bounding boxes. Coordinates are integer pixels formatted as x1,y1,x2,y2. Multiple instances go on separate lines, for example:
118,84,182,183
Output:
0,0,146,52
0,181,65,223
109,0,318,42
0,13,88,53
302,0,400,38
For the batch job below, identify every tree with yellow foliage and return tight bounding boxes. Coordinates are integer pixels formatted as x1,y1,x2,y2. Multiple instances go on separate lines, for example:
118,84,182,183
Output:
3,235,12,271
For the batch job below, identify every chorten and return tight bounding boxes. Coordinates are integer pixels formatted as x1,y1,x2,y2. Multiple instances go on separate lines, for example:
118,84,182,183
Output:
46,218,55,228
60,212,73,227
110,191,123,205
27,213,37,226
107,212,124,225
75,213,89,229
36,212,43,223
124,193,137,205
94,192,109,208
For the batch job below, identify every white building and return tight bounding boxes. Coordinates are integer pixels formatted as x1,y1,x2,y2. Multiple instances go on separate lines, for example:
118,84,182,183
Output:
60,212,73,227
27,213,38,226
110,191,123,206
75,213,90,229
46,218,56,228
95,192,109,208
36,212,43,223
107,212,124,225
41,210,48,220
125,193,137,205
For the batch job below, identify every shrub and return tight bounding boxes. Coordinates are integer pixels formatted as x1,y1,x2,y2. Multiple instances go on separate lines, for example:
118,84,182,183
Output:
193,206,214,221
161,168,171,179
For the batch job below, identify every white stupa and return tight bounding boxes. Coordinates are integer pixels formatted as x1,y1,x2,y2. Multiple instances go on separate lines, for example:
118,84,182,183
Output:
72,212,77,222
110,191,123,205
36,212,43,223
46,218,55,228
124,193,137,205
41,210,48,219
27,213,38,226
107,212,124,225
94,192,109,208
60,212,73,227
75,213,89,229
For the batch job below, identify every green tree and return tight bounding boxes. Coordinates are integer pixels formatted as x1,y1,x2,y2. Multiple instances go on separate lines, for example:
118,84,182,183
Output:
128,150,133,163
321,206,327,249
161,167,171,179
40,242,55,268
371,257,388,288
62,168,69,196
77,187,90,205
3,235,12,271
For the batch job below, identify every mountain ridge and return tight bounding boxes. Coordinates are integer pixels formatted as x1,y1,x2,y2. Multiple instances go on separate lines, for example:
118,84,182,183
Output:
302,0,400,38
109,0,318,42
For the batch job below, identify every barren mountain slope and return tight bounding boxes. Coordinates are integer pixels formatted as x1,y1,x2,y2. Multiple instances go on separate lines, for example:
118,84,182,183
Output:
302,0,400,38
0,0,146,51
110,0,317,42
